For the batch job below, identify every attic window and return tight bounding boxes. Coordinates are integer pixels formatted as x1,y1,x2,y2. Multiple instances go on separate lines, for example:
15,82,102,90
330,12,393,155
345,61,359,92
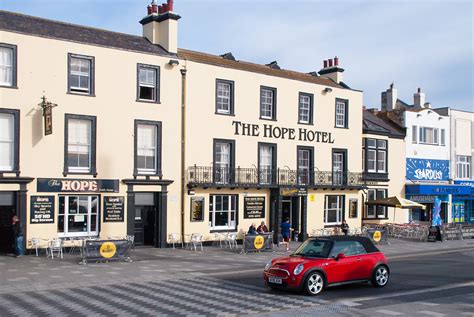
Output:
220,52,236,61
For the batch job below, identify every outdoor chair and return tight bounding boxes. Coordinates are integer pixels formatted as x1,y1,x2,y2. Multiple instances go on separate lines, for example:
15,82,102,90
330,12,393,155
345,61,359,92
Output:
168,233,183,249
30,238,47,257
125,235,135,249
48,239,63,259
212,232,223,248
227,233,238,249
190,233,203,252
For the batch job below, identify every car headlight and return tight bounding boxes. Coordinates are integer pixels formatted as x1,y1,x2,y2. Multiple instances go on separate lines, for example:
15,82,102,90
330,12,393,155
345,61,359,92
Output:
264,261,272,271
293,263,304,275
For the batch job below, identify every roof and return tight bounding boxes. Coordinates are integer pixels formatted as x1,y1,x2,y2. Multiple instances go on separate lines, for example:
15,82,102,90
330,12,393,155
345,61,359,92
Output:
0,10,348,89
363,109,405,138
178,49,344,88
0,10,172,57
310,236,380,253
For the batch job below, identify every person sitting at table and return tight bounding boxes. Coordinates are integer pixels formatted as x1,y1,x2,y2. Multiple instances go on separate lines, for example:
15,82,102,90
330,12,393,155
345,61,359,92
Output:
248,223,257,235
257,221,269,233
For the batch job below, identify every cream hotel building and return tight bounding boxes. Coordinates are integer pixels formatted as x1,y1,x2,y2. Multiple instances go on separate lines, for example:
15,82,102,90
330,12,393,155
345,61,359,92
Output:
0,1,406,251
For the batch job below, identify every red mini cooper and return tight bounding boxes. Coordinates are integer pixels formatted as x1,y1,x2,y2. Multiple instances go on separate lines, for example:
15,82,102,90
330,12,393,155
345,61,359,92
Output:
263,236,389,295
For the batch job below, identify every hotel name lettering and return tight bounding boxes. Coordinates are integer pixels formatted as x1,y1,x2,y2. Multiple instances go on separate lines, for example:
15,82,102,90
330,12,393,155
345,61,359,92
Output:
232,121,335,143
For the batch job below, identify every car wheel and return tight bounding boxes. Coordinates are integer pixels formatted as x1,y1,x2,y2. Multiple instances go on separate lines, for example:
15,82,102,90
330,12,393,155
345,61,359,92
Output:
372,265,389,287
305,271,325,296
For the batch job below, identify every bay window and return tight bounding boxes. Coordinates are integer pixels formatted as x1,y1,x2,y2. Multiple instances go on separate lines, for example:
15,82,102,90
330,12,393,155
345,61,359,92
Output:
363,138,387,174
366,189,387,219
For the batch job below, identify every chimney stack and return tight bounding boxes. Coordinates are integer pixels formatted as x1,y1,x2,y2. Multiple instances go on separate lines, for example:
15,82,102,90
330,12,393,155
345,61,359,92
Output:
414,88,426,109
381,83,398,111
318,56,344,84
140,0,181,54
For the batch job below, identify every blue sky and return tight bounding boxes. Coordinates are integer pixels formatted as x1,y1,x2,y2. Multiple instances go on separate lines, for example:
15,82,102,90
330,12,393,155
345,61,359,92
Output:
1,0,472,111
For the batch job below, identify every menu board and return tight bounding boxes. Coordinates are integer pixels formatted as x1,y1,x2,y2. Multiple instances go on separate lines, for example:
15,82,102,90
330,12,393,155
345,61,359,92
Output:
349,199,358,218
30,196,55,224
244,196,265,219
190,197,204,222
103,196,124,222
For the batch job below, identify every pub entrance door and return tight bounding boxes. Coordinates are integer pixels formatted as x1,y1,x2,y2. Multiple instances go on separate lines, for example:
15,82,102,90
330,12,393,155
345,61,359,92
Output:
281,197,300,238
134,193,160,247
0,192,16,254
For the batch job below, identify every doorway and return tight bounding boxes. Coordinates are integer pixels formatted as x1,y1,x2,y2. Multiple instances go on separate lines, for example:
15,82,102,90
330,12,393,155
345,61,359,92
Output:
0,192,16,254
134,193,159,247
281,197,300,235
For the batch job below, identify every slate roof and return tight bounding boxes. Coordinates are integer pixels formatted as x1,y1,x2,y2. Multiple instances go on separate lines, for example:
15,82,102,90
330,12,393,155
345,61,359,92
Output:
363,109,405,138
0,10,347,89
0,10,173,57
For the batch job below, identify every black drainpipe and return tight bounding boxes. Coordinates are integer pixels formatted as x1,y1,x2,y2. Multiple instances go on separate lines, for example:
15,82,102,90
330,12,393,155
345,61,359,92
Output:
180,66,187,244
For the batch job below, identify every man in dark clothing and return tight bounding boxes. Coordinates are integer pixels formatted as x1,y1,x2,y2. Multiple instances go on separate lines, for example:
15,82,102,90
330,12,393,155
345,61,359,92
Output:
257,221,269,233
248,223,257,235
341,220,350,236
12,215,24,257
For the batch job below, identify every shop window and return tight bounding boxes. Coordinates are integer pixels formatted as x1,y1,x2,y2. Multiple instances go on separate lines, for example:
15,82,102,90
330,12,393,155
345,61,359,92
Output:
68,53,94,95
0,109,19,172
298,93,313,124
0,43,17,88
366,189,387,219
335,99,348,128
134,120,162,176
64,114,97,175
260,86,277,120
216,79,234,115
137,64,160,102
363,138,387,174
324,195,344,225
456,156,471,179
58,195,99,237
209,195,237,230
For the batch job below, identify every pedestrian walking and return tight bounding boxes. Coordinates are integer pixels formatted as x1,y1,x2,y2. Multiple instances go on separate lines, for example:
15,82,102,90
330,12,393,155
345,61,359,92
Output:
280,218,294,252
11,215,24,257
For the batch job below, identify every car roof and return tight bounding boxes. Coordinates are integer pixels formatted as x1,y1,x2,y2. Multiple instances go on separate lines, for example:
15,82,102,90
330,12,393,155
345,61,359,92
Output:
309,236,380,253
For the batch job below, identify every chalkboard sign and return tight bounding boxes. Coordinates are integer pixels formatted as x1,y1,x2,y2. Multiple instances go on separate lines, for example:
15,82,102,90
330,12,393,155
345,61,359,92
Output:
30,196,55,224
103,196,124,222
349,199,358,218
244,196,265,219
190,197,204,222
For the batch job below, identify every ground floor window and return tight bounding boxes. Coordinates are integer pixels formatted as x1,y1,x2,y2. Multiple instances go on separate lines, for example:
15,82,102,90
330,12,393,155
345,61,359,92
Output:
58,195,99,237
209,195,237,230
366,189,387,219
324,195,344,225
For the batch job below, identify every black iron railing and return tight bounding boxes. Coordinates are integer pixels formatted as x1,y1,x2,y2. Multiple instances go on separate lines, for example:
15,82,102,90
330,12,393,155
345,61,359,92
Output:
187,166,365,188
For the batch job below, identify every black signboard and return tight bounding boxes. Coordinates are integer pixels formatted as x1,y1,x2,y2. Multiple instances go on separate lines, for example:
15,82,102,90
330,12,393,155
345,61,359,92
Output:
81,239,132,264
44,105,53,135
30,196,55,224
242,233,273,253
190,197,204,222
349,199,358,218
244,196,265,219
103,196,124,222
37,178,119,193
427,226,443,242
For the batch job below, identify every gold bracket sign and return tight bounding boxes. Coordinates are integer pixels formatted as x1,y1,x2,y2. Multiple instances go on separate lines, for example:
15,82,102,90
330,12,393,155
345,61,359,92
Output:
38,95,58,136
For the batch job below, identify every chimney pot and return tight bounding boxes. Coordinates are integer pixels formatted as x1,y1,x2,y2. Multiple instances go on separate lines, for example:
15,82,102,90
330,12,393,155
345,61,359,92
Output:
147,5,152,15
418,87,421,93
167,0,174,12
323,60,328,68
158,5,163,14
163,3,168,12
328,59,333,67
334,56,339,66
152,3,158,13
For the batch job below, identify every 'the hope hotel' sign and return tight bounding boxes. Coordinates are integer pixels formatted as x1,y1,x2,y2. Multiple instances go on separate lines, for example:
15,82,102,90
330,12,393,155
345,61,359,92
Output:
37,178,119,193
232,121,335,143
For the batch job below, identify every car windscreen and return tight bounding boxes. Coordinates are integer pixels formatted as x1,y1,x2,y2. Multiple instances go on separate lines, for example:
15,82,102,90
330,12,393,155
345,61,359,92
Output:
292,240,333,258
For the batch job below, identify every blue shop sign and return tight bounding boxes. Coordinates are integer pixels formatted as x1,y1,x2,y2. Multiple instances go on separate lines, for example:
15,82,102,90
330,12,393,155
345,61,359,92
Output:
406,158,449,181
454,180,474,194
406,184,471,196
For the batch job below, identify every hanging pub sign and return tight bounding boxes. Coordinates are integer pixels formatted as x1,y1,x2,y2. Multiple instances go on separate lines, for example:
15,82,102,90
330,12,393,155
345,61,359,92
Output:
190,197,204,222
103,197,124,222
244,196,265,219
38,95,58,136
30,196,55,224
37,178,119,193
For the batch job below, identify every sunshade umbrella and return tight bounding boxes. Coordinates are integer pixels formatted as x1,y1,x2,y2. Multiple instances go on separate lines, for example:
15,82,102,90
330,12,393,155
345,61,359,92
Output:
365,196,426,222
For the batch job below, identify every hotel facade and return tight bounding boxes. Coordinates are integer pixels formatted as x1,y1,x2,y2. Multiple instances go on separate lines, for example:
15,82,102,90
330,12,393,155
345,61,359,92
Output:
0,2,406,251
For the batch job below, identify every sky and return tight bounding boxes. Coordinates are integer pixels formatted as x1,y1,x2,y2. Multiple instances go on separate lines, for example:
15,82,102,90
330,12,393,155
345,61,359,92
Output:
1,0,473,112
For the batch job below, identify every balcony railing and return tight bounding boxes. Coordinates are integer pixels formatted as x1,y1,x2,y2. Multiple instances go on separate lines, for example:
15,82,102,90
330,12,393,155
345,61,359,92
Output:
187,166,365,188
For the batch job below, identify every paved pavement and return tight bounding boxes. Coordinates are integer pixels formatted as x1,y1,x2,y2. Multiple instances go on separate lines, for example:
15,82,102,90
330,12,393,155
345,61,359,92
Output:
0,238,473,316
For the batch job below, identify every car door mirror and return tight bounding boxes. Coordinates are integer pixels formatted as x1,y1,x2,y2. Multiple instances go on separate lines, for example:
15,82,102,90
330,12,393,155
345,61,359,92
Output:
336,253,345,261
